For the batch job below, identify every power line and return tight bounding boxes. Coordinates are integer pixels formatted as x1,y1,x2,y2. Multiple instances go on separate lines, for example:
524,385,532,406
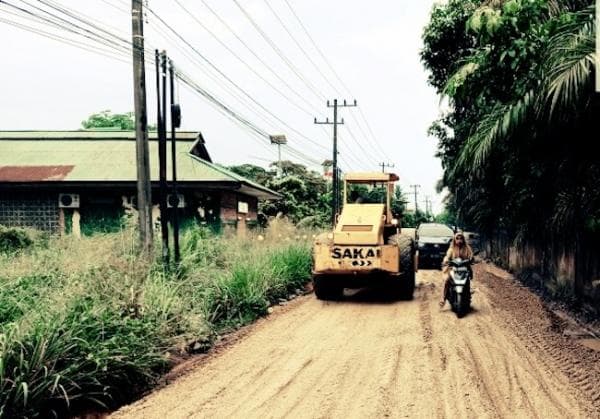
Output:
281,0,388,159
0,12,130,63
0,0,327,169
173,0,320,119
232,0,326,103
261,0,339,95
145,14,314,156
177,69,322,168
16,0,132,53
144,6,330,155
282,0,350,95
3,0,160,61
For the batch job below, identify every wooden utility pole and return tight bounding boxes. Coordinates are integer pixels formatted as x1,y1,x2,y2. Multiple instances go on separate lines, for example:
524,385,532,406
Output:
169,59,182,264
315,99,357,225
131,0,153,255
156,50,169,264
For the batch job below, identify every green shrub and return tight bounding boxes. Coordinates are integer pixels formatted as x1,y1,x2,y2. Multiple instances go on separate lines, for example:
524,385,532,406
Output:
203,262,270,326
0,226,34,254
266,244,312,302
0,227,312,418
0,298,170,418
0,273,63,324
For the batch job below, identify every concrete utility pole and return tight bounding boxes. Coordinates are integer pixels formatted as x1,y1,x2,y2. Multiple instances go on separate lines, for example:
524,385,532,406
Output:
315,99,357,226
379,162,394,173
131,0,153,255
410,184,421,214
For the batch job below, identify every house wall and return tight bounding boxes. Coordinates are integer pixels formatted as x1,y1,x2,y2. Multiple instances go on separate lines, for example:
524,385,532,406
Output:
1,189,262,234
219,191,258,226
0,192,60,232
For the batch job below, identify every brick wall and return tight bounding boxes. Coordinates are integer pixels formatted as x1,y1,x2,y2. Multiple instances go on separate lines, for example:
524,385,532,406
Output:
219,192,259,223
0,192,60,232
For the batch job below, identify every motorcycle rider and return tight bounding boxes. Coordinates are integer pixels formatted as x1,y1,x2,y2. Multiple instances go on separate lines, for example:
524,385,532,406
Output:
439,232,474,307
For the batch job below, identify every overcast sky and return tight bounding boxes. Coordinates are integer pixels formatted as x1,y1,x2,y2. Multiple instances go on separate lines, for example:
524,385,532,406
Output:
0,0,444,212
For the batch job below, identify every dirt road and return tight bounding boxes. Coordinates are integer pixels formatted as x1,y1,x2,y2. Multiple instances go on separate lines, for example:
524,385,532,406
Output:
113,265,600,419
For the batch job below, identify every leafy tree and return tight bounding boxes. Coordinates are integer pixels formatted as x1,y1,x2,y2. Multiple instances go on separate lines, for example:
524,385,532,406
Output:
230,162,414,228
401,211,427,229
230,161,331,226
82,110,156,130
228,164,274,186
422,0,597,297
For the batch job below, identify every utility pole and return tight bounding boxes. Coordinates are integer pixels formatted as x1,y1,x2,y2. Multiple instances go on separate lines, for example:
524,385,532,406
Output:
315,99,357,225
424,196,432,218
596,0,600,92
379,162,395,173
156,50,169,264
410,184,421,214
131,0,153,255
169,59,182,264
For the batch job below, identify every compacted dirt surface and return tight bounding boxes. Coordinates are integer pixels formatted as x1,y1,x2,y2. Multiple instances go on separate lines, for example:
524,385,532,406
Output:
112,264,600,419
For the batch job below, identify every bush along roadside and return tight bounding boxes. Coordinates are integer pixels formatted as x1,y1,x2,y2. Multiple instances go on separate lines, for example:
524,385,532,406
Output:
0,226,37,254
0,225,313,418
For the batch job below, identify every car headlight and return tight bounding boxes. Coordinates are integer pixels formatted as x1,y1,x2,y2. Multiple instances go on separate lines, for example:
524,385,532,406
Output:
418,242,425,249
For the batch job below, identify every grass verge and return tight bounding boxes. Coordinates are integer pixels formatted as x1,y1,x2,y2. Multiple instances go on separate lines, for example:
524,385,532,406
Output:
0,222,312,418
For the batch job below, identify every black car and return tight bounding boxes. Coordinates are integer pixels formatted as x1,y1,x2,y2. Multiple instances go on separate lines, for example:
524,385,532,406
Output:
416,223,454,269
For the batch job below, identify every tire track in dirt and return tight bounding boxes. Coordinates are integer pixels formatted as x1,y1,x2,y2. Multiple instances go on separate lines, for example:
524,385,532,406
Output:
477,265,600,416
112,266,599,419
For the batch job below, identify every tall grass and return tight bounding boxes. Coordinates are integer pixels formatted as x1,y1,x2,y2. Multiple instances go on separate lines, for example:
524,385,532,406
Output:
0,222,312,418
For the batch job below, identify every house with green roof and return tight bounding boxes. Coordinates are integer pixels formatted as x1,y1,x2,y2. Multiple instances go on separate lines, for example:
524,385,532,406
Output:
0,131,279,234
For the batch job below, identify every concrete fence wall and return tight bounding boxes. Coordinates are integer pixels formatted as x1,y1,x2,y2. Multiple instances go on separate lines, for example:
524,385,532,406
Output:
481,232,600,312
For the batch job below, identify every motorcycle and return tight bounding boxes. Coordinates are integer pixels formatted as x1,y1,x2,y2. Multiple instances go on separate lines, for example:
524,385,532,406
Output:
444,257,473,318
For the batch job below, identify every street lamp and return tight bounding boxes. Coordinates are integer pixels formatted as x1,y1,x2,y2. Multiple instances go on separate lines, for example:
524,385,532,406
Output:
270,135,287,177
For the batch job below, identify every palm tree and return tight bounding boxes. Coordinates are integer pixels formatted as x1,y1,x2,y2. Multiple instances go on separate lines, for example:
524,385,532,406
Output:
456,5,595,170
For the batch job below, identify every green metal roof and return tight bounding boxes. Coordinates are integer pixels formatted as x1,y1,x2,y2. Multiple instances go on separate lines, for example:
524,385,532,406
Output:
0,130,199,140
0,131,280,199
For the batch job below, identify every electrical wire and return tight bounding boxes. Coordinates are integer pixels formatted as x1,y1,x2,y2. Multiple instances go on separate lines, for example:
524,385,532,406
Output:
282,0,389,162
232,0,326,104
144,5,330,154
177,69,323,168
0,12,130,63
97,0,374,169
0,0,329,168
261,0,339,96
174,0,323,119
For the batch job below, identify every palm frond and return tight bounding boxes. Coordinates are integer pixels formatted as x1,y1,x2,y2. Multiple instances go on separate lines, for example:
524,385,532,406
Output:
456,90,535,170
543,17,595,117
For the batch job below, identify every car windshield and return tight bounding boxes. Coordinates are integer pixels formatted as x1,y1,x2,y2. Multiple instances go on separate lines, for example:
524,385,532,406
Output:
418,224,453,237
